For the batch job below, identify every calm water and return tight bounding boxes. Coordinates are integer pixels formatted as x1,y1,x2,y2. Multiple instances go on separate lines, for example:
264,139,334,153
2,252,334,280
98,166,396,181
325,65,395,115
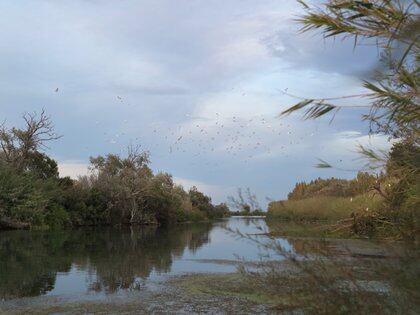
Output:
0,217,293,301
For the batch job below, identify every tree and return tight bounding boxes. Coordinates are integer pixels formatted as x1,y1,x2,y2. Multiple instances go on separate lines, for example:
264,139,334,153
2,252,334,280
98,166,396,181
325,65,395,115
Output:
0,111,69,229
0,110,61,174
213,203,230,217
385,140,420,212
88,146,153,225
145,172,182,224
189,186,217,218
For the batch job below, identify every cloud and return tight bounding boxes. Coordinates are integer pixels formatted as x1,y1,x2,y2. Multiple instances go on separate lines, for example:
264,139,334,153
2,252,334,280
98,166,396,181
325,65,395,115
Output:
57,161,89,179
265,24,380,78
328,131,394,155
0,0,388,205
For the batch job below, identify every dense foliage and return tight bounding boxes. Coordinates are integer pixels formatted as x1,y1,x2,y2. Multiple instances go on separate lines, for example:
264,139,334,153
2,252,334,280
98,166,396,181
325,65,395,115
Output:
0,113,228,230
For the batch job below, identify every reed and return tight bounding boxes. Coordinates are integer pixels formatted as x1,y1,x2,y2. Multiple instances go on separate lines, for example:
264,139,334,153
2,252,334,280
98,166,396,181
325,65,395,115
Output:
267,193,383,222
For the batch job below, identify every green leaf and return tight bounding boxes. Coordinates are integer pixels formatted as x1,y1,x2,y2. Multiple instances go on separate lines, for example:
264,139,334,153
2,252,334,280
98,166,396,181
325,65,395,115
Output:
297,0,309,9
315,159,333,168
279,99,314,117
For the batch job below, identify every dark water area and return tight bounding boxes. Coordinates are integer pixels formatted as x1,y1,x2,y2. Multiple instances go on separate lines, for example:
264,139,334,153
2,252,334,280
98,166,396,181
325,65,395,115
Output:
0,217,290,301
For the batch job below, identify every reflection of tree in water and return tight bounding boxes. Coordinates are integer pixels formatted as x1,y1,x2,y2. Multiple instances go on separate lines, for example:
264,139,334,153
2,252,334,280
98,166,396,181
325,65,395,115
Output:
0,223,213,299
0,231,72,299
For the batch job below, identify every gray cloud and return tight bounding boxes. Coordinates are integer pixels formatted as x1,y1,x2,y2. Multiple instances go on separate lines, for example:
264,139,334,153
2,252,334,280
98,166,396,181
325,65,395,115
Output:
265,25,380,79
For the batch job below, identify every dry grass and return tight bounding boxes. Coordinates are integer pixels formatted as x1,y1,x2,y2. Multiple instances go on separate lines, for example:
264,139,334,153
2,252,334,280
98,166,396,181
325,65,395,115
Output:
267,193,384,222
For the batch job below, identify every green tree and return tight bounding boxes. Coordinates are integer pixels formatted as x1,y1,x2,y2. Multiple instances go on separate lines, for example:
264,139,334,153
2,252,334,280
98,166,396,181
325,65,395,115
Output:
0,110,61,174
189,186,218,219
144,172,182,225
87,146,153,225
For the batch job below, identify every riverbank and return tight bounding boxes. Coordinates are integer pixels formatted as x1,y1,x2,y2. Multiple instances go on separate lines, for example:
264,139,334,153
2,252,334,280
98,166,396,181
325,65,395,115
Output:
267,193,383,222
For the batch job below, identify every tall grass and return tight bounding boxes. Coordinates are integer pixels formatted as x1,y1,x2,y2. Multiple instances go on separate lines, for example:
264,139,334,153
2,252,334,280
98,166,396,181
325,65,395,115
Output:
267,193,384,222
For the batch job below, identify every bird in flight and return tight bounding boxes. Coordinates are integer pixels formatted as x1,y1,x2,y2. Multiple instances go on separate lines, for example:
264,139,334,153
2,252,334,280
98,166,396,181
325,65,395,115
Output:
55,88,59,92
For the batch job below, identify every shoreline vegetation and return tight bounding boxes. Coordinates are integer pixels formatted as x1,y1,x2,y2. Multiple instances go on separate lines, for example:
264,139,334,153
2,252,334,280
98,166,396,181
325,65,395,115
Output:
268,180,383,223
0,112,230,231
0,110,417,239
0,112,267,232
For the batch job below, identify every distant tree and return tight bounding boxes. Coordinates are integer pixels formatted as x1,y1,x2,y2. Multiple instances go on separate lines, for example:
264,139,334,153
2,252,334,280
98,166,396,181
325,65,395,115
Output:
188,186,217,218
88,146,153,224
25,152,59,179
145,172,182,224
213,203,230,217
228,188,262,214
0,110,61,174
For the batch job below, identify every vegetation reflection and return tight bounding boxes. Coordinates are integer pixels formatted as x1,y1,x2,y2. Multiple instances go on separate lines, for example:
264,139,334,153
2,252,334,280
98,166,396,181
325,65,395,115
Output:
0,223,213,299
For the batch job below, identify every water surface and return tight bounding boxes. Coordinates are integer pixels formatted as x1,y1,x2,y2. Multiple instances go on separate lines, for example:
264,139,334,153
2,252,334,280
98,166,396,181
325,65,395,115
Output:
0,217,288,301
0,217,394,306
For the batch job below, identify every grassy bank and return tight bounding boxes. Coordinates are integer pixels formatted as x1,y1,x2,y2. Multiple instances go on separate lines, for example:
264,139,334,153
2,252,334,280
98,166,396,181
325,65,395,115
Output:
267,193,384,222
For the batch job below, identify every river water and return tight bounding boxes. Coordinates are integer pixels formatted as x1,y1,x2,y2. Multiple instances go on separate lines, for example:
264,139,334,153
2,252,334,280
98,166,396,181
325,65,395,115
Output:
0,217,283,300
0,217,399,313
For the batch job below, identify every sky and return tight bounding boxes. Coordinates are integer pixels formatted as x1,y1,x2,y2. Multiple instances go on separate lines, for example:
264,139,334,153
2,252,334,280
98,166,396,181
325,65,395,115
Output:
0,0,392,207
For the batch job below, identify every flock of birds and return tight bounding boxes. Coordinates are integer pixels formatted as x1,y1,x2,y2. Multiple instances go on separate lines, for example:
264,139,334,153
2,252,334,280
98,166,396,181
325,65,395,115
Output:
55,88,321,167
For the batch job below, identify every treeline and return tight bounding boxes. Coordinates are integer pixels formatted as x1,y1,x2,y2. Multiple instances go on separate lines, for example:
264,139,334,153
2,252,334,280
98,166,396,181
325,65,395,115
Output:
287,172,379,200
0,111,229,230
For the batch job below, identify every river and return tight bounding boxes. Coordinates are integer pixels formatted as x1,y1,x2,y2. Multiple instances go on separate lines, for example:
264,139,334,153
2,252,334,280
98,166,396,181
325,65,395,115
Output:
0,217,406,313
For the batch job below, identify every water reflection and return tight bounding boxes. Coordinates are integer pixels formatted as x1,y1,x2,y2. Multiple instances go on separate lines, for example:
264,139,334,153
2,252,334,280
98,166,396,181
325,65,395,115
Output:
0,223,213,299
0,218,299,300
